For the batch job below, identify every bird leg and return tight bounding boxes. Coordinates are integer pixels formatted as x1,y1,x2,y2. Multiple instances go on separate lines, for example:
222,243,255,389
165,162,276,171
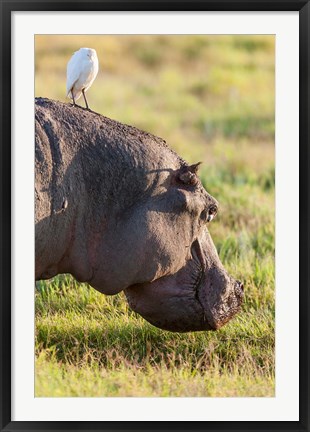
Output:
82,89,89,110
70,90,76,107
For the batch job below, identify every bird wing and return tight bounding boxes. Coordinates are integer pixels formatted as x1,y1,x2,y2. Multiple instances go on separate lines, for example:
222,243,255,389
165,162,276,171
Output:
66,51,82,96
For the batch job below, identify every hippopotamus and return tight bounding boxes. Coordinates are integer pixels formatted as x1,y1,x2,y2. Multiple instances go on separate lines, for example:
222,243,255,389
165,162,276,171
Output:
35,97,243,332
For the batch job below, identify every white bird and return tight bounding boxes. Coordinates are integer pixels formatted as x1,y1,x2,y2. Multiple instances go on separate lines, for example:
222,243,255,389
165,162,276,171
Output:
66,47,99,110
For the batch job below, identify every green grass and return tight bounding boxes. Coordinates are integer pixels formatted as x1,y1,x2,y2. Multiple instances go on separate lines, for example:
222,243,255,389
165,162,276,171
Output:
36,276,274,397
35,35,275,397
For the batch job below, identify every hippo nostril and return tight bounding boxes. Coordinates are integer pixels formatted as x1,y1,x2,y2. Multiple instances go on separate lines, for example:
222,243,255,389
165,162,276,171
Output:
236,280,244,291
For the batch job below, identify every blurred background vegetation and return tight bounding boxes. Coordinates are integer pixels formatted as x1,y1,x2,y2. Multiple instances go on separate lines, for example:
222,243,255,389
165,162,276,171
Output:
35,35,275,397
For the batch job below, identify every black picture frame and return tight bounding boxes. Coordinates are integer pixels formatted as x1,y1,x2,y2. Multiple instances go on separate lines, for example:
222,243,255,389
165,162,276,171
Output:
1,1,309,431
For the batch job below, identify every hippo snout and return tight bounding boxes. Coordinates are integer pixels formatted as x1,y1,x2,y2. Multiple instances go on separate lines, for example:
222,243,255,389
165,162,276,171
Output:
198,270,244,331
124,260,244,332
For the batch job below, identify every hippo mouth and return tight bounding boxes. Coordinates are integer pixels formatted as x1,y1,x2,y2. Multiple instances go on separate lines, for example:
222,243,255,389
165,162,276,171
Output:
124,235,244,332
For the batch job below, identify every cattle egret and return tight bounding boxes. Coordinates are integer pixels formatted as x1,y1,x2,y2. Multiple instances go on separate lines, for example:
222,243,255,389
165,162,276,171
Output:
66,47,99,110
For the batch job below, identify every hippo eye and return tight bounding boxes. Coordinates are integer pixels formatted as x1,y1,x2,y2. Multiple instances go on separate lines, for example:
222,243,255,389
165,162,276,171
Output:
207,205,218,222
201,205,218,223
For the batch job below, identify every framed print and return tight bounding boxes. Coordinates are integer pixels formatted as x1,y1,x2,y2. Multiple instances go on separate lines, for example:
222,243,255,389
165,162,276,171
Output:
1,1,309,431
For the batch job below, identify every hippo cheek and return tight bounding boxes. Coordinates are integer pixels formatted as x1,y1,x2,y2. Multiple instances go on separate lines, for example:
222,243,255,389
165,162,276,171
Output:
124,275,213,332
124,240,244,332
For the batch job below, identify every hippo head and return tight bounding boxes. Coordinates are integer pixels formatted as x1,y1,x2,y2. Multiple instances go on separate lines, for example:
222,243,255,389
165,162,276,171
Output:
35,99,243,333
88,162,243,332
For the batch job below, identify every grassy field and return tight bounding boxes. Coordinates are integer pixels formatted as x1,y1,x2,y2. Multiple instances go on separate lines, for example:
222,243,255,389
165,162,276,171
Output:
35,35,275,397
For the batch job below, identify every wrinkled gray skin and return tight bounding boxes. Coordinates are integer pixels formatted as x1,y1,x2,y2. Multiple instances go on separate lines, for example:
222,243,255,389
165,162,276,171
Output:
35,98,243,332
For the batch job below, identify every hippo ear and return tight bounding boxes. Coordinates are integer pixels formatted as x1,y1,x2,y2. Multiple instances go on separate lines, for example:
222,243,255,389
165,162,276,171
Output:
177,162,201,186
188,162,202,174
